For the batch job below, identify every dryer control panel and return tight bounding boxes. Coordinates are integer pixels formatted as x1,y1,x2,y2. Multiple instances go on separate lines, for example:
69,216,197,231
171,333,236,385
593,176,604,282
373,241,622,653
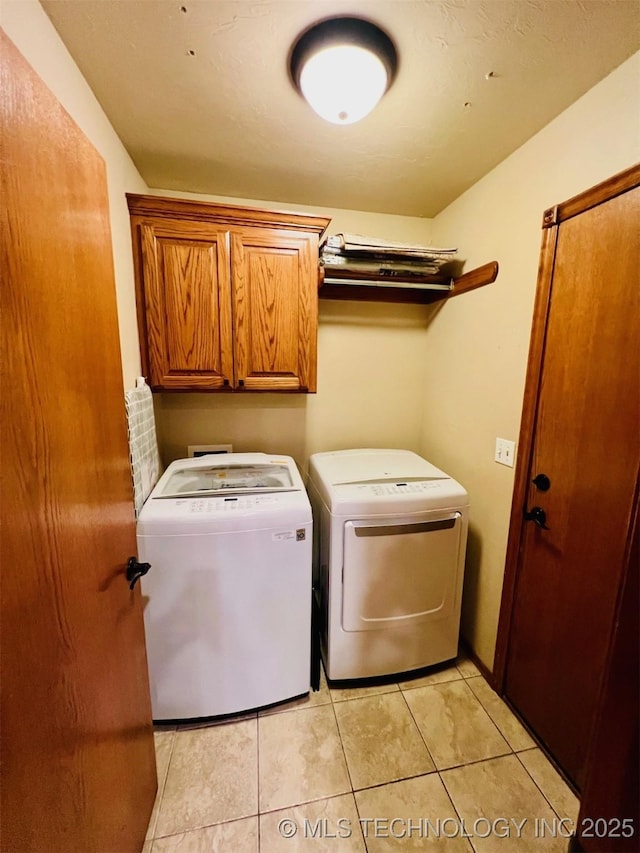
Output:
359,480,443,497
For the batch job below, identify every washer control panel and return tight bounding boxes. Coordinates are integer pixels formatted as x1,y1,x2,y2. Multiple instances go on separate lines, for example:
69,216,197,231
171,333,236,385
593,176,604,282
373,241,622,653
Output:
177,494,281,513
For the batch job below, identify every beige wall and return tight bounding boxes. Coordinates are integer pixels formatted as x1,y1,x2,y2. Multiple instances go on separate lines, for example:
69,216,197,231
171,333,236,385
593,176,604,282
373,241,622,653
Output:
152,193,435,473
2,0,148,389
156,300,438,470
424,52,640,669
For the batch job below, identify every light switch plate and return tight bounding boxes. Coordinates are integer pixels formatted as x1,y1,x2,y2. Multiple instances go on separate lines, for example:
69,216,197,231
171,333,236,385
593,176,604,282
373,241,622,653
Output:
495,437,516,467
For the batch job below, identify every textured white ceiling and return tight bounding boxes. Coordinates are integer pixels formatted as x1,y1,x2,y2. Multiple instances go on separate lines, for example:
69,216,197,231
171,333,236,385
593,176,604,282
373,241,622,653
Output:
42,0,639,217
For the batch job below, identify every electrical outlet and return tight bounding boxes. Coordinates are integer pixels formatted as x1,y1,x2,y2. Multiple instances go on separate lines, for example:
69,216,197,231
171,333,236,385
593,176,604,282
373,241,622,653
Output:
495,437,516,467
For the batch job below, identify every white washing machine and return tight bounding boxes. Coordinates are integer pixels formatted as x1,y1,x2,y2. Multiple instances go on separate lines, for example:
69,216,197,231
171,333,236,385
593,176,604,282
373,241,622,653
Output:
137,453,312,720
307,449,469,680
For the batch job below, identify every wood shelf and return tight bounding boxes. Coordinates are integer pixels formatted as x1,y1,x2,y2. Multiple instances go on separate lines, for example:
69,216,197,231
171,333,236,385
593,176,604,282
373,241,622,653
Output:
318,261,499,304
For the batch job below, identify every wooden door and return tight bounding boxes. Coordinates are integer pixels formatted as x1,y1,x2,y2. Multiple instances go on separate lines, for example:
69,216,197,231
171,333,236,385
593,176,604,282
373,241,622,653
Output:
1,34,156,852
231,228,318,391
135,221,233,390
499,166,640,789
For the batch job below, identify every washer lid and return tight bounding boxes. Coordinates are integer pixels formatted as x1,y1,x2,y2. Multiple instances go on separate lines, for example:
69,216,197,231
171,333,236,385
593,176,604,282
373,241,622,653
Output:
154,453,299,499
137,453,311,533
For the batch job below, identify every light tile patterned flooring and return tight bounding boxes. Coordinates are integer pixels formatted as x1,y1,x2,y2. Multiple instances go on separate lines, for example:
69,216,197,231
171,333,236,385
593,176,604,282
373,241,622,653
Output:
145,655,579,852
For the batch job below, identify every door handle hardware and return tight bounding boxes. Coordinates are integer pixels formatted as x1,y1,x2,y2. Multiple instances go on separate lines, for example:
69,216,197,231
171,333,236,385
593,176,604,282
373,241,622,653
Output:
126,556,151,590
524,506,550,530
532,473,551,491
353,517,458,537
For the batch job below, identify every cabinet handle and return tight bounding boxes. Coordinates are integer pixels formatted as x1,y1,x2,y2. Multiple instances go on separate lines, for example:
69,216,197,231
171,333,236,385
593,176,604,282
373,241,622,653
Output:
238,379,245,387
223,378,230,386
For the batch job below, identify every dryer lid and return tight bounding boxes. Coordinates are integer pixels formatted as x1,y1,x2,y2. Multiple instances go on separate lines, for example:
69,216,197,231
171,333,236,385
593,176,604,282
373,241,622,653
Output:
309,448,446,486
308,449,468,515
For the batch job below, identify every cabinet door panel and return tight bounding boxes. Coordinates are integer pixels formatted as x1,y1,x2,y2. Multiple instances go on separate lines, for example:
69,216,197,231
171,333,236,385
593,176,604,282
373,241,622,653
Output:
141,225,233,389
232,230,317,391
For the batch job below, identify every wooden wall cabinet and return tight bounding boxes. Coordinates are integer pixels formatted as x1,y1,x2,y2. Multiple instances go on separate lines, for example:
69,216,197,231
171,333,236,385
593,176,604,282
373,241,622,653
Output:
127,194,330,392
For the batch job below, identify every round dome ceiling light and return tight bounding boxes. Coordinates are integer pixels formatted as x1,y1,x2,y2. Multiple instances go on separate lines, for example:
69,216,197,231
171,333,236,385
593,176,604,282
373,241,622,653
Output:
289,17,398,125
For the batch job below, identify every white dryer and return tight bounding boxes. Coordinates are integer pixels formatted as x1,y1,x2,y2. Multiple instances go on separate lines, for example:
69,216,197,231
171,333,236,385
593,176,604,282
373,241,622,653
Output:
307,449,468,680
137,453,312,720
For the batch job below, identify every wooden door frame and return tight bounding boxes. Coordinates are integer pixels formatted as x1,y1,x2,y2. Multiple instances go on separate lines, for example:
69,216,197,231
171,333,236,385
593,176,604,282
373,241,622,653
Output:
571,489,639,851
493,162,640,691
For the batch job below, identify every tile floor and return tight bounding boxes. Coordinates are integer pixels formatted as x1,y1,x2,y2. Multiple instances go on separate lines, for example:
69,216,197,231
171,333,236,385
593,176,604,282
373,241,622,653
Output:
144,655,579,852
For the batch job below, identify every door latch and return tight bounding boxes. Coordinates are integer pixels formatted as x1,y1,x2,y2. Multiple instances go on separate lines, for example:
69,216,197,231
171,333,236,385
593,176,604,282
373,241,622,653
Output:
524,506,550,530
126,556,151,590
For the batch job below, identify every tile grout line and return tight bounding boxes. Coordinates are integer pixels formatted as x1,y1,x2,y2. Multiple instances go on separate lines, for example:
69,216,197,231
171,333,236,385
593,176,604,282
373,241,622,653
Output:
151,815,257,844
351,783,371,853
438,768,479,853
338,675,481,853
456,678,515,756
401,675,514,769
150,728,177,841
393,676,475,851
438,667,505,852
329,691,357,795
326,659,361,795
513,749,578,823
398,674,463,693
152,719,261,844
258,789,359,817
329,676,371,853
351,767,438,795
256,714,262,852
398,685,438,771
257,682,354,821
397,672,515,850
465,675,537,753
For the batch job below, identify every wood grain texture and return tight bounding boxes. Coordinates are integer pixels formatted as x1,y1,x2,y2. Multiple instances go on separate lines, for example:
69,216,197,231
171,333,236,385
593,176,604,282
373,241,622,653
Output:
135,221,233,389
231,229,317,391
447,261,499,297
130,202,322,392
503,180,640,789
1,33,156,852
543,162,640,227
318,261,498,304
163,242,221,371
127,192,331,235
576,495,639,851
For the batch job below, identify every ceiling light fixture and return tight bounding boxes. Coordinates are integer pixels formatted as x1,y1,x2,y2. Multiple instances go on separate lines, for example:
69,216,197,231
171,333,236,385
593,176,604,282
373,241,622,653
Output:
289,17,397,125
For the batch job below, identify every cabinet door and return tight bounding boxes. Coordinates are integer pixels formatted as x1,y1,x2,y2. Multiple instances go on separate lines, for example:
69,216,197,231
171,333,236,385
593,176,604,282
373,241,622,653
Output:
231,229,318,392
140,222,233,389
